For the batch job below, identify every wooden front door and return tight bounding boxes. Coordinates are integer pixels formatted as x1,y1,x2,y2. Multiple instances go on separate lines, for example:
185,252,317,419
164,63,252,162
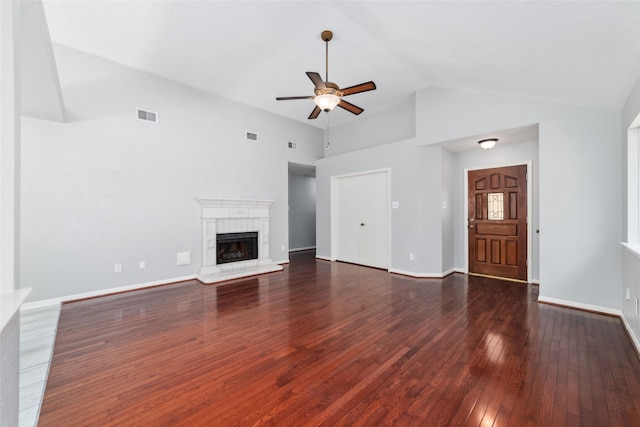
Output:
468,165,527,282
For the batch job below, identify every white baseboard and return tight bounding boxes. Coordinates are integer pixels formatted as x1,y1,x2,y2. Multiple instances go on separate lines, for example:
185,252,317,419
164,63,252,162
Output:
315,255,332,261
621,312,640,356
537,295,621,317
389,268,450,278
21,274,198,309
289,246,316,252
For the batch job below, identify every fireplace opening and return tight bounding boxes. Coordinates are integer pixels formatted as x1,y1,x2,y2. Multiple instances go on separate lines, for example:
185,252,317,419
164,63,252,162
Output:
216,232,258,265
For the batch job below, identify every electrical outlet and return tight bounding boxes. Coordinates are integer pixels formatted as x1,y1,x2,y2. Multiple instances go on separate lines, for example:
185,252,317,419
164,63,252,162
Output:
114,264,122,273
281,245,285,251
138,261,146,270
392,201,399,209
409,253,414,261
176,252,191,265
626,288,631,300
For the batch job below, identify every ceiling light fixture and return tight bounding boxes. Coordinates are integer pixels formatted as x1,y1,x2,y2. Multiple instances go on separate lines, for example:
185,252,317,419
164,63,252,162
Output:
314,93,340,112
478,138,498,150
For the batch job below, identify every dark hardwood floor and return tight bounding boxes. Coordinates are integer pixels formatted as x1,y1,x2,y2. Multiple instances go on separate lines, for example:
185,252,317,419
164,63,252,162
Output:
39,251,640,426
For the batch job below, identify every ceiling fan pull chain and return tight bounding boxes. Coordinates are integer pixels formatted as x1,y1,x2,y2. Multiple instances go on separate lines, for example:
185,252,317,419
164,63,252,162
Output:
325,112,331,151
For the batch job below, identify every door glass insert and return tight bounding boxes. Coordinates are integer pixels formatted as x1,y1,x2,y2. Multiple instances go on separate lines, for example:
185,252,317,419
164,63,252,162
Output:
487,192,504,220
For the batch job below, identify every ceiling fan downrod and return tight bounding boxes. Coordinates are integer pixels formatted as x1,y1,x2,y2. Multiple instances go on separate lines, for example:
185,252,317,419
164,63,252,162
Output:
321,30,333,83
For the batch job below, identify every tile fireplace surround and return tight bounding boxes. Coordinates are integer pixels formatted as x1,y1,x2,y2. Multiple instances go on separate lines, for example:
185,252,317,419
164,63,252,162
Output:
196,198,283,284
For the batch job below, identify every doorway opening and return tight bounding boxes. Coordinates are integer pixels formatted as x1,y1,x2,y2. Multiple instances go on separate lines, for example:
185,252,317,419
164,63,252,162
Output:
288,162,317,253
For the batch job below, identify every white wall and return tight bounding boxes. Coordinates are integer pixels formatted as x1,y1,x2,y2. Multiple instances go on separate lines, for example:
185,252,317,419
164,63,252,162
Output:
317,87,621,311
324,94,416,156
316,140,444,276
0,1,25,423
452,140,539,282
441,148,454,273
20,45,324,302
621,77,640,347
288,172,316,251
415,88,621,310
0,312,20,426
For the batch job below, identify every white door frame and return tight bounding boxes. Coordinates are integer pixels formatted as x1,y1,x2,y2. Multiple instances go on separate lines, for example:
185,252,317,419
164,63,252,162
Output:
463,161,533,283
330,168,392,270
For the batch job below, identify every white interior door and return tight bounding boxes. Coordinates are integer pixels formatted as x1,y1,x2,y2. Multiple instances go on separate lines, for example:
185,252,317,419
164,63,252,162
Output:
335,171,388,269
359,172,388,268
336,175,360,264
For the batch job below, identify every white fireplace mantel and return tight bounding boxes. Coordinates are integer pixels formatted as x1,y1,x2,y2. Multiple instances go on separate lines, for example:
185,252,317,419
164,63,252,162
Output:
196,198,283,284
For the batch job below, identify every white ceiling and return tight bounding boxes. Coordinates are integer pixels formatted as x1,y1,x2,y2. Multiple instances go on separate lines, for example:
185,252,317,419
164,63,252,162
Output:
41,1,640,129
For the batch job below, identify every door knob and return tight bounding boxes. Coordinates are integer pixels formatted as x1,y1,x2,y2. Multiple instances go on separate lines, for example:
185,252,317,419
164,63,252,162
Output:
469,224,474,229
360,223,365,227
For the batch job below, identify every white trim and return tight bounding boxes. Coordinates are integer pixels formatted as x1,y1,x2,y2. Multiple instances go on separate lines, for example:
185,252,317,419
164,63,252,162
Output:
622,242,640,258
463,161,533,282
20,299,60,311
531,279,540,285
289,246,316,252
330,168,392,270
330,167,391,180
537,296,621,317
20,275,197,308
275,259,290,265
389,268,454,278
315,255,332,261
621,313,640,356
441,267,457,277
1,288,31,331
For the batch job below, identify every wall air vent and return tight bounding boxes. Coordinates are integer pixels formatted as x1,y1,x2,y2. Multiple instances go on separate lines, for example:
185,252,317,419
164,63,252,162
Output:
288,141,297,150
137,109,158,123
246,131,258,141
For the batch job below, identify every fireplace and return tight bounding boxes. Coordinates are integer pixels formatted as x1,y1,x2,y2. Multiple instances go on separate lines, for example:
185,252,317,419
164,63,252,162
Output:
217,232,258,264
196,198,283,284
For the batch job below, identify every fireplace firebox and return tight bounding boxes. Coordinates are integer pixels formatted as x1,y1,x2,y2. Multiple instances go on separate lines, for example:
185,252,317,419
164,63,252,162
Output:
216,232,258,265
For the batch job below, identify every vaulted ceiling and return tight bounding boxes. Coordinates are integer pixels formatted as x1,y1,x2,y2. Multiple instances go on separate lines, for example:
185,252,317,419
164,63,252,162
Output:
39,1,640,128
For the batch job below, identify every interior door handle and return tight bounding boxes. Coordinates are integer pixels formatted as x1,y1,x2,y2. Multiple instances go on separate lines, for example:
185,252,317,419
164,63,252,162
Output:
469,224,474,229
360,223,365,227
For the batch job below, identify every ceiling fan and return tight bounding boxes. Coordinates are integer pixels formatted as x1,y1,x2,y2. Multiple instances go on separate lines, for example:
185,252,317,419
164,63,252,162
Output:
276,30,376,119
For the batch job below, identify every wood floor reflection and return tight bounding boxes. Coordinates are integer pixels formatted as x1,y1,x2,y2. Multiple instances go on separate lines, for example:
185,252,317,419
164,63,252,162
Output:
39,251,640,426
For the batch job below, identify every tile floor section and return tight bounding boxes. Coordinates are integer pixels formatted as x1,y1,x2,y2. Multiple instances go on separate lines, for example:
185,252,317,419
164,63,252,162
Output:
19,304,60,427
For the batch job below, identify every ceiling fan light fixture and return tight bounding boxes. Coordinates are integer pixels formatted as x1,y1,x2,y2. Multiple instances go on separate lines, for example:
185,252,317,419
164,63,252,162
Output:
314,94,340,112
478,138,498,150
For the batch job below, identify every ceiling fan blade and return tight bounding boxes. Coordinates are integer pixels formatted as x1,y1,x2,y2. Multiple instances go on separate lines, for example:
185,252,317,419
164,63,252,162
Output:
276,96,314,101
306,72,326,89
338,99,364,115
341,81,376,96
308,106,322,119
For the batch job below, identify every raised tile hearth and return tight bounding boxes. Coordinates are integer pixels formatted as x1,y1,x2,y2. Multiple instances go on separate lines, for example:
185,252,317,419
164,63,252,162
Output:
196,198,283,284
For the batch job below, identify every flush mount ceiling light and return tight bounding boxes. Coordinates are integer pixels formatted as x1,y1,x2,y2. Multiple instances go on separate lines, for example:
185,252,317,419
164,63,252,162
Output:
478,138,498,150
